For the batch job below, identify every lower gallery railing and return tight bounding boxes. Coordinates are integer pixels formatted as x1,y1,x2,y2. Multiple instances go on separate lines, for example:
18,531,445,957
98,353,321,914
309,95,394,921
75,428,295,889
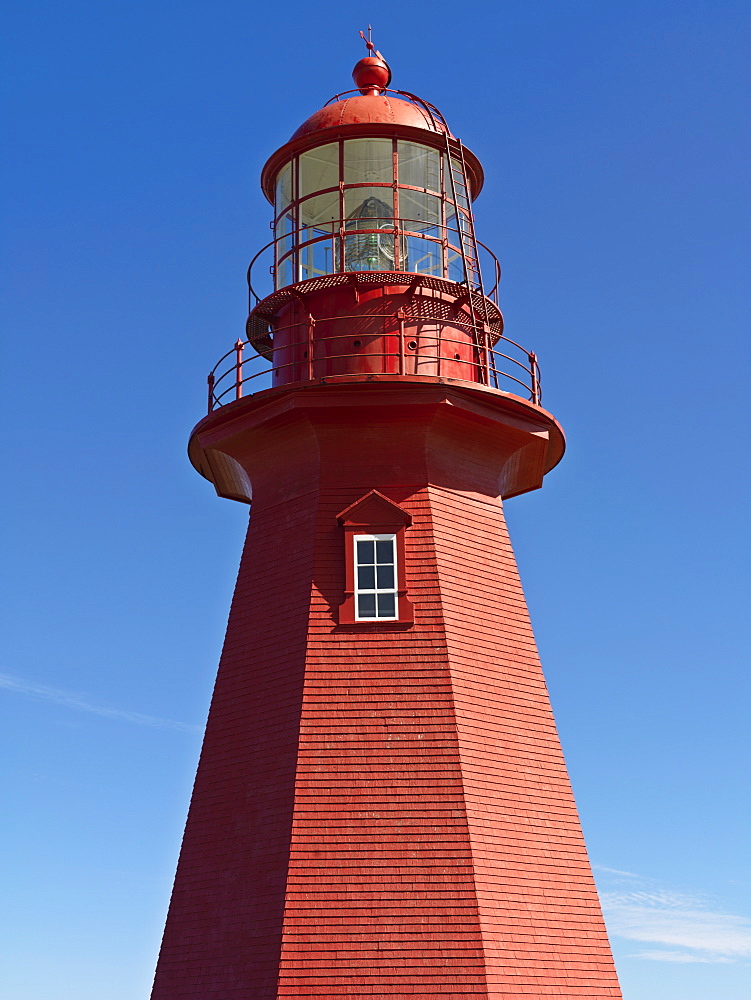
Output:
206,316,541,414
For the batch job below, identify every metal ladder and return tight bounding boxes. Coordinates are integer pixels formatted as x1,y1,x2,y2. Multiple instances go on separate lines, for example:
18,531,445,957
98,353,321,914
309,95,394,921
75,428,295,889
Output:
396,90,484,293
396,90,494,385
444,136,484,293
444,135,494,385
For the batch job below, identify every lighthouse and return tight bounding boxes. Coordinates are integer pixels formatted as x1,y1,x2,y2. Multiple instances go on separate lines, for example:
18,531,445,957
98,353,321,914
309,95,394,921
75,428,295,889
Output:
151,39,623,1000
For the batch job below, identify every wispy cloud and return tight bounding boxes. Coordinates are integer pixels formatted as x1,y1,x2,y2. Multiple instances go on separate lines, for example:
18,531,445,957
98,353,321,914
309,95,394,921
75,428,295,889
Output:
596,867,751,965
630,950,734,964
0,672,201,734
593,864,640,879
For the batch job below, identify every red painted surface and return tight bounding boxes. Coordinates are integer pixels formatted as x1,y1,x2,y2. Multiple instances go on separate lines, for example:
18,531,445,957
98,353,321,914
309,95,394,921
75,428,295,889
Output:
151,382,621,998
265,278,495,385
150,492,315,999
352,54,391,95
189,378,565,506
291,93,450,141
260,91,484,205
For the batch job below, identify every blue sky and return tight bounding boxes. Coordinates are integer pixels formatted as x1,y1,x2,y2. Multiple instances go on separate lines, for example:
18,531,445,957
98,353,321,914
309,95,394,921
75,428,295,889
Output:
2,1,749,998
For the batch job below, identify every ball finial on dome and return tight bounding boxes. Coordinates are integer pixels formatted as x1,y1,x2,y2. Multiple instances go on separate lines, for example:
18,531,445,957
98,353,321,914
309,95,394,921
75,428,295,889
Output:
353,27,392,95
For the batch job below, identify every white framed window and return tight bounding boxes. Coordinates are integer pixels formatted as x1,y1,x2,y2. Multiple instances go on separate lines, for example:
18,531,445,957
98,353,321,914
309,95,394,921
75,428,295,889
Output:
354,533,398,621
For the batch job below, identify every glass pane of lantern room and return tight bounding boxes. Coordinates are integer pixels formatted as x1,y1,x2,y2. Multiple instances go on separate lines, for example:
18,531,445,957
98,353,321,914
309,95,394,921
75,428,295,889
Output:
299,189,339,228
397,141,441,194
275,161,294,217
445,202,465,282
275,210,296,288
398,189,442,276
344,188,397,272
399,190,441,230
299,143,339,199
344,187,394,222
297,191,338,282
343,138,393,185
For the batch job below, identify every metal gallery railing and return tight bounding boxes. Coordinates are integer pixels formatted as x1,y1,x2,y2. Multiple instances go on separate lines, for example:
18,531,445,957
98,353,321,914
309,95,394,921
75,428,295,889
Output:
322,86,452,133
246,219,502,309
206,315,541,414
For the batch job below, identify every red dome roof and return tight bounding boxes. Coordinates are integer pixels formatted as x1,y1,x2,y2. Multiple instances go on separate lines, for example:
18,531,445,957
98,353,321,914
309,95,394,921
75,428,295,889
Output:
260,50,484,204
291,93,453,141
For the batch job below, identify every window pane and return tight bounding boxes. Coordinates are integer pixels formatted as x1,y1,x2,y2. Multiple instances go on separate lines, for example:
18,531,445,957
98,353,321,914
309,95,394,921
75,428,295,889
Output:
398,190,442,231
398,141,441,193
344,189,397,272
358,565,376,589
299,190,339,228
275,212,296,289
376,565,394,589
398,190,442,275
377,593,396,618
345,187,394,221
357,539,375,563
299,143,339,199
405,236,442,276
275,210,296,251
298,227,336,281
344,138,393,185
375,539,394,564
275,162,294,215
358,593,377,618
448,249,464,283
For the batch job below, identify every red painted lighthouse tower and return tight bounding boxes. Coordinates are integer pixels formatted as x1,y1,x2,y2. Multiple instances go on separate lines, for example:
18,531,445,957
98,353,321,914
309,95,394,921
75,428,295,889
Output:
151,41,622,1000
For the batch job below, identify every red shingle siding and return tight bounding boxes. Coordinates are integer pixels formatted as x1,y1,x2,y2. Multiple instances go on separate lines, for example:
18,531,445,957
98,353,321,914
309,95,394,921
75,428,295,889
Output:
151,492,318,999
276,487,488,998
153,389,621,998
429,485,621,996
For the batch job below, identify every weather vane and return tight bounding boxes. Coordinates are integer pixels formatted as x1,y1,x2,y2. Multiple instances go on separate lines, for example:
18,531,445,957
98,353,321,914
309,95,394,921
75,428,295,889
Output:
359,25,376,54
358,25,389,69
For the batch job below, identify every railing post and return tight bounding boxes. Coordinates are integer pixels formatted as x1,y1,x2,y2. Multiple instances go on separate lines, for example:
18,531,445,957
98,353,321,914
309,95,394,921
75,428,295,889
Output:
307,317,315,381
207,373,215,414
482,323,491,386
397,310,405,375
235,339,244,400
529,351,540,405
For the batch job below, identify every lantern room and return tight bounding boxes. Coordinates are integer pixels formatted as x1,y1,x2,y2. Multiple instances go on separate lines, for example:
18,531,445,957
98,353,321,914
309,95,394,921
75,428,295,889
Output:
258,49,485,290
267,131,482,288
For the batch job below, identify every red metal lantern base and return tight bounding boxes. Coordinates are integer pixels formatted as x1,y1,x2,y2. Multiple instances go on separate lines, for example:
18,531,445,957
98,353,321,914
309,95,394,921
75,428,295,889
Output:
246,273,504,387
